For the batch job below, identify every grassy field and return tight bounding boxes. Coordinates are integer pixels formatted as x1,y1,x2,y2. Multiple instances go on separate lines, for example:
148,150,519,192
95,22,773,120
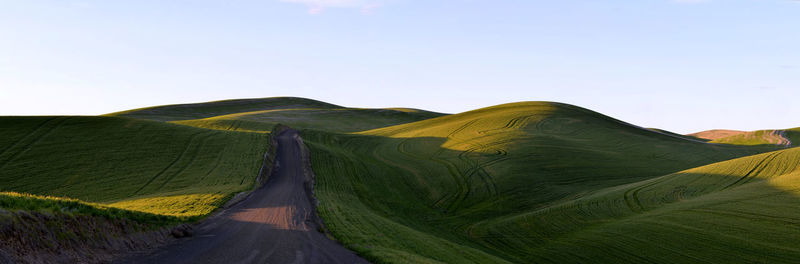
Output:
0,97,444,220
172,107,444,133
1,97,443,221
0,191,179,226
4,97,798,263
107,97,344,122
481,146,800,263
302,101,785,263
0,116,268,218
111,96,444,133
709,128,799,147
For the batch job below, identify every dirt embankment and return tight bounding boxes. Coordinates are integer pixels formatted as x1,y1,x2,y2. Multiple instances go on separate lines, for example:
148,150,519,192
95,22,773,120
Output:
0,209,181,264
773,130,792,147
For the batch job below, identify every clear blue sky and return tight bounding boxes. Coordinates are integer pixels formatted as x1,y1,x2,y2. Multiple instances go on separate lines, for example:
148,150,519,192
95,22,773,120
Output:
1,0,798,133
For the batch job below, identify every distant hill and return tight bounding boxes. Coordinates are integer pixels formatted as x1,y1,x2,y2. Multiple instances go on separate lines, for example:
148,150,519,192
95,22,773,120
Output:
649,128,710,142
172,107,445,133
107,97,343,122
689,129,747,141
691,128,799,147
109,97,446,133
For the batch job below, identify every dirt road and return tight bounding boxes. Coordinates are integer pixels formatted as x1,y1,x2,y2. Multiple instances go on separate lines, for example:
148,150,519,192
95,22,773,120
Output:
117,129,366,264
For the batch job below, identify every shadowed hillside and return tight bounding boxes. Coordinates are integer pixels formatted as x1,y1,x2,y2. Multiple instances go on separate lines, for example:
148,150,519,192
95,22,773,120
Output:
482,146,800,262
301,101,777,263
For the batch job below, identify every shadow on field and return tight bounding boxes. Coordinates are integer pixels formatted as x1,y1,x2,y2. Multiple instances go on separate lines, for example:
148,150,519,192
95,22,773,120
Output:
300,127,800,263
484,168,800,263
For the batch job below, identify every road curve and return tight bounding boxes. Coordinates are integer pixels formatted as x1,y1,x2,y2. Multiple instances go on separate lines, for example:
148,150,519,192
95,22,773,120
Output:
117,129,367,264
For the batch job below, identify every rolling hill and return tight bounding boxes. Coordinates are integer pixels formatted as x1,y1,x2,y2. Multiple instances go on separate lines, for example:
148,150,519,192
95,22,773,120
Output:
0,116,268,218
1,97,447,263
480,146,800,262
688,129,747,141
709,128,799,147
0,97,444,219
107,97,344,122
300,101,781,263
172,107,444,133
2,97,797,263
111,97,445,133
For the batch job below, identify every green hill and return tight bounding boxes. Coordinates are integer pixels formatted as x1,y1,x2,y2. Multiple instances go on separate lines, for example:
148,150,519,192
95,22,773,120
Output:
0,116,268,218
709,128,799,147
688,129,747,141
4,98,796,263
172,107,445,133
1,97,444,219
301,101,777,263
107,97,343,122
110,97,446,133
482,146,800,263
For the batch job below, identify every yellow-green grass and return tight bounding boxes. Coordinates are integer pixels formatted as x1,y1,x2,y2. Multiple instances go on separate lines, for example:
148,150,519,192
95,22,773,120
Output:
108,97,343,122
302,101,779,263
106,193,229,218
0,116,268,219
172,107,445,133
0,192,179,226
710,128,799,147
480,146,800,263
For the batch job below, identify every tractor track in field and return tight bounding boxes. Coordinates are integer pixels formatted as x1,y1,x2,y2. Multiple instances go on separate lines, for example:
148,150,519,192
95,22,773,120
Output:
131,132,204,196
0,117,70,171
116,129,366,264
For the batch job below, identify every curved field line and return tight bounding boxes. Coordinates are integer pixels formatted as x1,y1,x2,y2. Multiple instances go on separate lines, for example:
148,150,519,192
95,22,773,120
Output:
0,117,70,171
430,147,471,211
457,144,500,197
637,217,800,255
436,119,481,210
131,132,204,196
154,133,212,192
223,120,237,131
722,152,780,190
448,119,479,140
232,120,244,131
623,177,670,213
387,135,470,210
197,142,227,184
477,115,535,135
385,139,444,205
0,117,58,159
504,115,534,129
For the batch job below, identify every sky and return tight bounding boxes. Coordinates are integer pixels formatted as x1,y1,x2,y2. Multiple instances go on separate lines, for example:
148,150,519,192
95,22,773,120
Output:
1,0,798,134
